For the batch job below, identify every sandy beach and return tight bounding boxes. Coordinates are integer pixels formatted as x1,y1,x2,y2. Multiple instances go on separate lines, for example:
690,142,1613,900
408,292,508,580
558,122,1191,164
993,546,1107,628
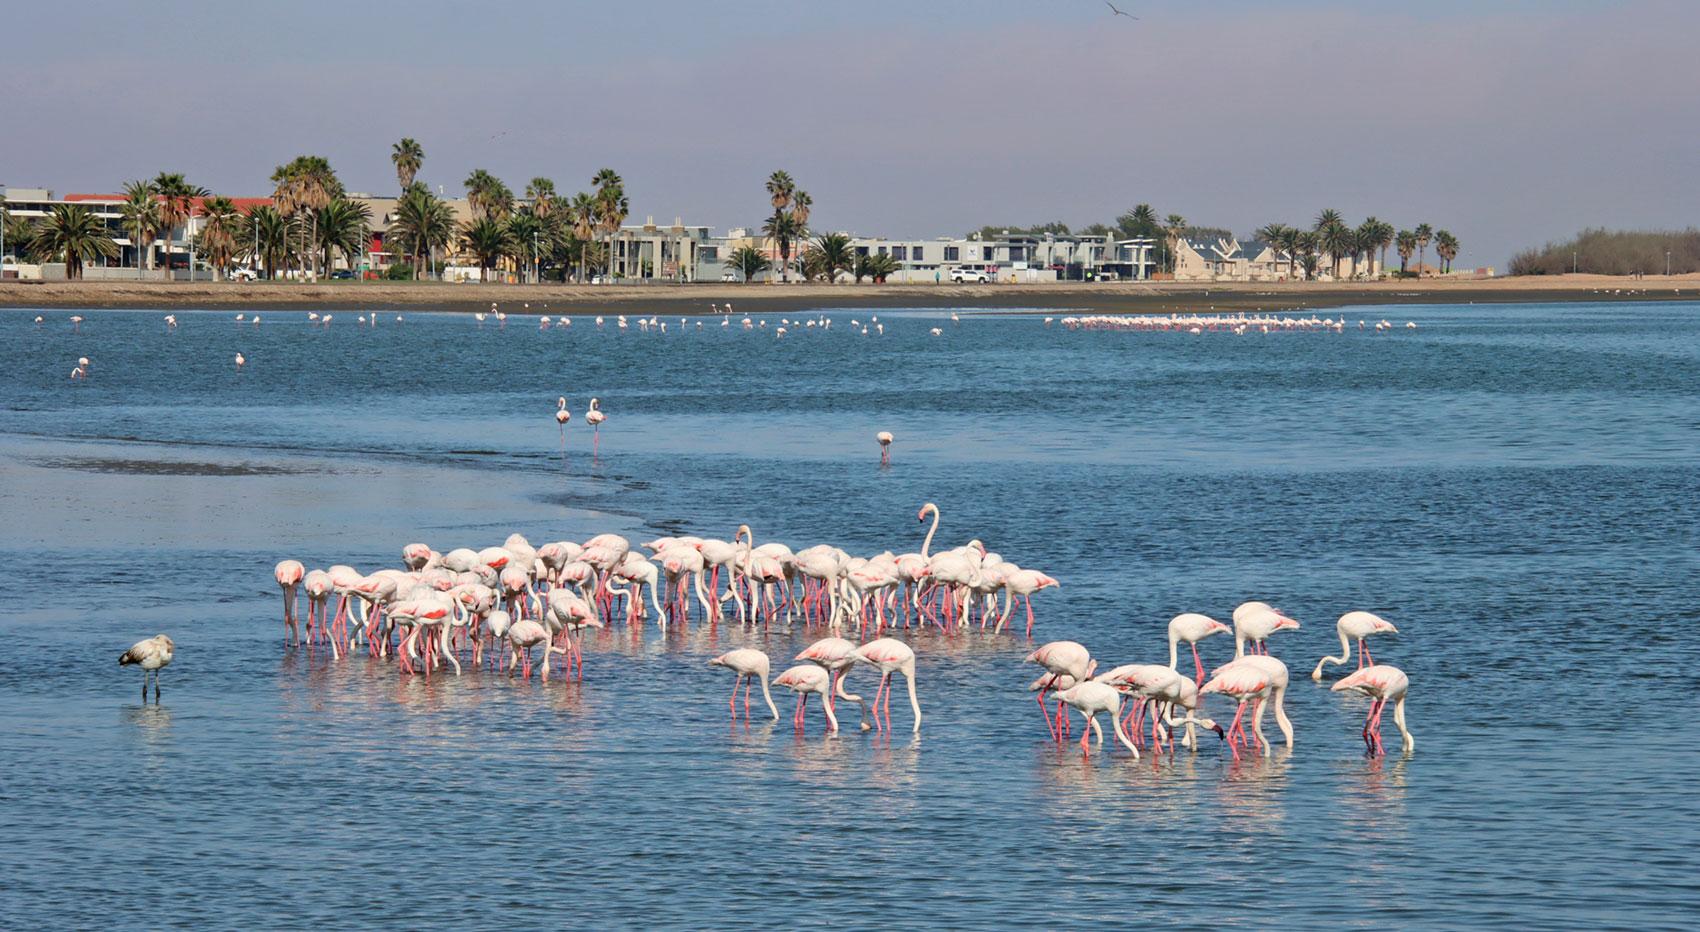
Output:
3,273,1696,316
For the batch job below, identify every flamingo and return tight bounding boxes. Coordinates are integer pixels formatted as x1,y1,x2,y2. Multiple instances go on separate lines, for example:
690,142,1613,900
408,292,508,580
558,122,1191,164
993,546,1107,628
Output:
1025,640,1094,740
1312,611,1398,680
772,664,840,732
1054,681,1138,756
505,619,563,680
554,397,571,449
585,398,606,452
274,560,304,644
796,637,872,730
1201,655,1294,758
851,637,922,734
119,634,175,701
709,649,778,720
1233,602,1300,657
1168,612,1231,687
1332,664,1413,755
877,430,894,466
998,569,1058,636
302,570,333,648
234,352,246,370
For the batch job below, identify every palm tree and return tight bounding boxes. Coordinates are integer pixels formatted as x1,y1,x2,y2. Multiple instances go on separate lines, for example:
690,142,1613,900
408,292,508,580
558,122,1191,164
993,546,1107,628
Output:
153,173,207,281
1295,230,1321,280
271,156,339,278
1354,218,1384,279
1414,223,1433,276
505,209,545,282
568,192,596,283
525,178,557,220
245,205,296,279
30,204,118,280
391,138,424,191
1164,214,1187,274
864,252,901,284
314,198,372,277
463,169,513,221
807,232,853,283
791,190,813,228
1433,230,1459,273
1314,208,1343,231
193,196,242,280
391,185,455,279
460,217,512,283
1364,219,1395,278
726,245,770,283
762,210,801,283
591,170,627,278
1319,221,1353,280
766,171,795,212
1395,229,1417,274
119,180,161,276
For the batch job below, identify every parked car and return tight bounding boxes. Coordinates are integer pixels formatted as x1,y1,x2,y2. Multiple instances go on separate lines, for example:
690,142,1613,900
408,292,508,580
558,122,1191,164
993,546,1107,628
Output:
721,270,738,282
330,269,355,280
949,267,990,283
229,268,258,282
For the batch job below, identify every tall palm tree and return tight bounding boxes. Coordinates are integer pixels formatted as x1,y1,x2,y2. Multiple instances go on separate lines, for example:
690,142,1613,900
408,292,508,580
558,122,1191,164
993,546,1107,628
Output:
1295,230,1321,279
791,190,813,228
30,204,118,280
1354,218,1384,279
1395,229,1417,274
763,210,801,284
194,196,242,280
726,244,769,283
1433,230,1459,273
1319,220,1353,280
460,217,512,283
391,138,424,191
245,205,296,279
464,169,499,221
391,185,456,279
153,173,207,281
1314,208,1343,231
766,171,796,212
1414,223,1433,275
119,180,161,276
525,178,557,220
505,209,545,282
314,198,372,277
591,171,628,277
807,232,853,283
1164,214,1187,273
272,156,339,278
568,192,596,283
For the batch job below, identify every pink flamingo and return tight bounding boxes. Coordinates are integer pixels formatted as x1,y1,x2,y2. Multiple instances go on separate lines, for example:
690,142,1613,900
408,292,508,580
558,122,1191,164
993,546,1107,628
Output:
998,569,1058,636
1025,640,1094,740
1201,656,1293,759
1168,612,1231,687
796,637,872,730
709,648,778,720
877,430,894,466
274,560,304,644
554,397,571,452
1312,611,1398,680
1232,602,1300,657
1332,664,1413,754
585,398,606,453
773,664,840,732
1054,681,1138,756
851,637,921,734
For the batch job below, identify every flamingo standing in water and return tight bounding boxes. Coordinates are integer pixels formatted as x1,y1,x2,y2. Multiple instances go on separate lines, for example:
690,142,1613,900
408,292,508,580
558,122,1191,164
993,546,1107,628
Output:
1332,664,1413,755
1169,612,1231,687
877,430,894,466
119,634,175,701
1201,655,1294,759
1312,611,1398,680
851,637,922,734
1054,681,1138,756
709,648,778,720
234,352,246,370
1026,641,1094,740
796,637,873,730
998,569,1058,636
554,397,571,450
1233,602,1300,657
773,664,840,732
274,560,304,644
585,398,606,453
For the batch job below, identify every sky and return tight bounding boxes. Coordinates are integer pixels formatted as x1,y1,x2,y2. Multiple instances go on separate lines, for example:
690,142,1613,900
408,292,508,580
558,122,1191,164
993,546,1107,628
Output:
3,0,1697,267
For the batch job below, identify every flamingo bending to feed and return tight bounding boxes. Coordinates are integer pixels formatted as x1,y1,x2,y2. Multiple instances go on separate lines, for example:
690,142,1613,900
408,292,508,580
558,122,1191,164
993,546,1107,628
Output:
998,569,1058,636
1201,655,1294,759
1054,681,1138,757
1232,602,1300,657
120,634,175,701
852,637,921,734
1312,611,1398,680
1168,612,1231,687
709,648,778,720
797,637,873,730
506,619,564,680
877,430,893,466
274,559,304,644
1026,640,1095,740
773,664,840,732
1332,664,1413,755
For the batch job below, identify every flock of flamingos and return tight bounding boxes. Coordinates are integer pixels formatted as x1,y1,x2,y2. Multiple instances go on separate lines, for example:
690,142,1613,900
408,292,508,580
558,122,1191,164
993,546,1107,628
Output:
123,502,1415,759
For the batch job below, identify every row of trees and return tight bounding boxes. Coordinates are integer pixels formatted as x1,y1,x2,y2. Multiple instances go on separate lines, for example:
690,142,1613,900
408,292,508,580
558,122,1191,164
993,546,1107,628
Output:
1508,228,1700,276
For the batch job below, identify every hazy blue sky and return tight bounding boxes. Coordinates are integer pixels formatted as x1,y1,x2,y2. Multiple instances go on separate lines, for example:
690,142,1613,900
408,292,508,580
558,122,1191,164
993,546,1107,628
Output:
4,0,1696,265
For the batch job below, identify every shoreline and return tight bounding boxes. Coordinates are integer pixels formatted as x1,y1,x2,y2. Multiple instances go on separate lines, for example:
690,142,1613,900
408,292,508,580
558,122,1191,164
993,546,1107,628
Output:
2,274,1696,316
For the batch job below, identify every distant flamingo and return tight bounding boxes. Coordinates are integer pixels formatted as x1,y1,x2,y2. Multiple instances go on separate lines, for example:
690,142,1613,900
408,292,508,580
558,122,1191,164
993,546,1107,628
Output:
1054,681,1138,756
1332,664,1413,755
119,634,175,701
773,664,840,732
234,352,246,370
274,560,304,644
851,637,922,733
585,398,606,453
709,648,778,720
554,397,571,450
877,430,894,466
1312,611,1398,680
1168,612,1231,687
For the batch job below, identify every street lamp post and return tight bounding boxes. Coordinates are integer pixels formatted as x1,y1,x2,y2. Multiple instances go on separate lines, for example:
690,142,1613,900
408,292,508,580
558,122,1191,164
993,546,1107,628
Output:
533,231,539,284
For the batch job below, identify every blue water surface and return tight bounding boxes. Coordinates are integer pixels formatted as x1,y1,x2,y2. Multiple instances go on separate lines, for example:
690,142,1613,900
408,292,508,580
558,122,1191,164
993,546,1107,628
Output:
1,302,1697,929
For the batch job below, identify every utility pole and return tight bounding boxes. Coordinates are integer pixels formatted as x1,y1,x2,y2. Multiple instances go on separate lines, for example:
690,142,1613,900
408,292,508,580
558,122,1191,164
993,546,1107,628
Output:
1667,250,1672,277
1572,250,1578,274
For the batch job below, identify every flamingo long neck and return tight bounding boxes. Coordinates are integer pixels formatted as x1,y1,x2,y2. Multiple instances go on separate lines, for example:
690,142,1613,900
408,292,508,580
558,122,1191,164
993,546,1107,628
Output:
758,675,779,720
903,665,922,733
1392,696,1413,752
1169,633,1181,670
1314,629,1352,677
1272,686,1294,748
820,692,839,733
920,508,939,558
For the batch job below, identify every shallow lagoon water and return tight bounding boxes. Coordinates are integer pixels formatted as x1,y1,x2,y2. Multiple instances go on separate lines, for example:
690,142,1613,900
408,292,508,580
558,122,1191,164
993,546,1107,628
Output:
2,303,1698,928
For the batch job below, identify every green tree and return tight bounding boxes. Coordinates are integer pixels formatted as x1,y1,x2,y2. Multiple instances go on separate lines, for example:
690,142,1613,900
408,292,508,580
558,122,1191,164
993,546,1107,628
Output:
592,169,628,277
153,173,208,280
391,184,455,279
245,205,297,279
569,191,597,283
461,216,513,282
505,209,546,282
314,198,371,277
1164,214,1187,273
806,232,853,283
725,244,770,283
525,178,557,220
391,138,424,191
271,156,340,277
1396,229,1417,274
763,210,802,282
119,180,162,276
30,204,118,280
193,196,242,280
1319,219,1353,279
1434,230,1459,273
1295,230,1320,279
1414,223,1433,275
863,252,900,283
